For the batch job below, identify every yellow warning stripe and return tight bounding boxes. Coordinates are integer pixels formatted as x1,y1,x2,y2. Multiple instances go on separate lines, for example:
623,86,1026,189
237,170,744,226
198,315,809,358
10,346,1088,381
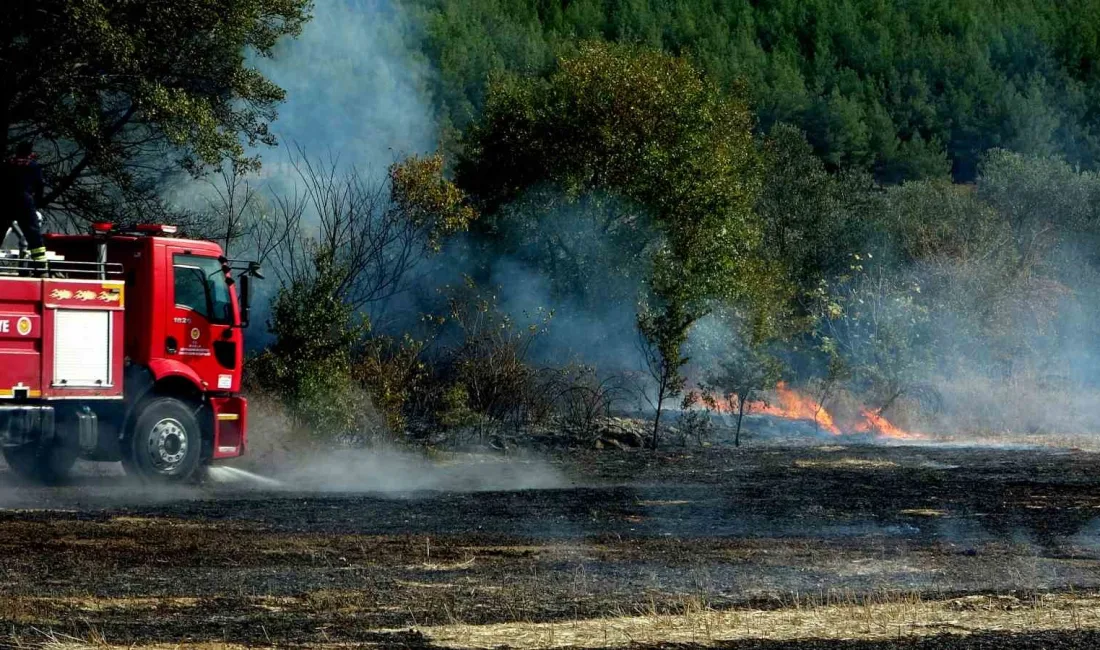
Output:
0,389,42,398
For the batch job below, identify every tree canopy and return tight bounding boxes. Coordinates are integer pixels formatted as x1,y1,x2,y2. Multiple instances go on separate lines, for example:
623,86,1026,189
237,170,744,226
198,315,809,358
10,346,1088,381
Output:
458,42,777,320
1,0,312,223
410,0,1100,183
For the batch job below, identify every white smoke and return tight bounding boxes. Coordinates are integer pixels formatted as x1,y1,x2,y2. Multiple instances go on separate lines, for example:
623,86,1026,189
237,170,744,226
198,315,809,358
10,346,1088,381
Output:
230,448,567,492
252,0,436,177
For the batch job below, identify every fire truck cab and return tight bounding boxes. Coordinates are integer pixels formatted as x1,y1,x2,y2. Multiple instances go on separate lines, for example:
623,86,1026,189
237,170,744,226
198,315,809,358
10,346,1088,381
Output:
0,223,259,483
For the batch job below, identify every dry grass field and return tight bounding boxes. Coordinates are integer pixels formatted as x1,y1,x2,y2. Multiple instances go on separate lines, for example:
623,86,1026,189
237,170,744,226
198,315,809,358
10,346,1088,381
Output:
4,442,1100,648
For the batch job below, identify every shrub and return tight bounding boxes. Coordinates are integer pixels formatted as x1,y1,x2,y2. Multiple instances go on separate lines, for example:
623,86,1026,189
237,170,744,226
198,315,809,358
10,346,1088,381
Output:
430,279,552,436
545,365,632,443
248,252,379,444
678,390,717,447
354,333,429,435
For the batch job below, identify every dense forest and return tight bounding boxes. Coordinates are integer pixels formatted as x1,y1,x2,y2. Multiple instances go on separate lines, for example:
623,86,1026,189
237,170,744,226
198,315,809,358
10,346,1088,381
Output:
7,0,1100,447
410,0,1100,182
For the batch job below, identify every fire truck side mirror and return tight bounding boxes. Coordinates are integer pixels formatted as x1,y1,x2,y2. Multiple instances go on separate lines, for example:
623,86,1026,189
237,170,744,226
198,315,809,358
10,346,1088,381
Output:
238,273,252,328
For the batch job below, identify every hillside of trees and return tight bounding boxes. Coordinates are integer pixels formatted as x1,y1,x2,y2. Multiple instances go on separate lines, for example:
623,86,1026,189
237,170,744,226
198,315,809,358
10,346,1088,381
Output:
440,41,1100,441
409,0,1100,182
243,38,1100,445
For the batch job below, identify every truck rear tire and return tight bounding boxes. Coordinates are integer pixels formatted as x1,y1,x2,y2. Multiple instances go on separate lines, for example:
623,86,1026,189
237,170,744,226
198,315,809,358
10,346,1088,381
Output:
2,441,78,484
123,397,201,482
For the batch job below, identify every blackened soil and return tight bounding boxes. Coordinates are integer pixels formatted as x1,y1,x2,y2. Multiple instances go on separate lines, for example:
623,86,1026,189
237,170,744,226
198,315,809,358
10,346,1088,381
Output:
3,444,1100,647
589,630,1100,648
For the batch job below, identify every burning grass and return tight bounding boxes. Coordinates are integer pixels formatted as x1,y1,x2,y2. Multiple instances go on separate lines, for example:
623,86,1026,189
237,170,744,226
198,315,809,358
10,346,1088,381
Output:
743,382,843,435
712,382,928,441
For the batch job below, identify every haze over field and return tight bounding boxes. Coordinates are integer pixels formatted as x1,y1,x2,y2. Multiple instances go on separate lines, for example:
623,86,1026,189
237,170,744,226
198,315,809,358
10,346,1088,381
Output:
12,3,1100,648
12,0,1100,447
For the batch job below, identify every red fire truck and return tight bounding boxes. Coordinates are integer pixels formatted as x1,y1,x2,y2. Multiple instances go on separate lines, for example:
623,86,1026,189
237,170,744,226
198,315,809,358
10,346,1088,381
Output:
0,223,260,483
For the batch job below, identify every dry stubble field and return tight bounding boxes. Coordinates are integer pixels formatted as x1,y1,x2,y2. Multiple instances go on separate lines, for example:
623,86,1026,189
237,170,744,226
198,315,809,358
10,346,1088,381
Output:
4,441,1100,648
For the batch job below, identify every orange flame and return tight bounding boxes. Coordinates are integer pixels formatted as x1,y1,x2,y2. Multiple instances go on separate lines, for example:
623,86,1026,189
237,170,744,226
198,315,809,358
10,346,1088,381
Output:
854,407,924,440
743,382,841,435
714,382,923,440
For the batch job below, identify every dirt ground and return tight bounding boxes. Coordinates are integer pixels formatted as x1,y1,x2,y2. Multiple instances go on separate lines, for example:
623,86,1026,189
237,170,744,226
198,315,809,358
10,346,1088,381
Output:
4,441,1100,648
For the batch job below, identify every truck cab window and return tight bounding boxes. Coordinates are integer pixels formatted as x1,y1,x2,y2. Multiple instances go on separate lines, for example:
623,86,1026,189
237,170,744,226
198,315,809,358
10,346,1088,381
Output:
173,254,231,324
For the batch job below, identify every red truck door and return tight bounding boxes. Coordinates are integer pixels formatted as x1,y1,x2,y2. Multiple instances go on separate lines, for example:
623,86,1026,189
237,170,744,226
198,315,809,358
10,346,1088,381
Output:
165,248,238,392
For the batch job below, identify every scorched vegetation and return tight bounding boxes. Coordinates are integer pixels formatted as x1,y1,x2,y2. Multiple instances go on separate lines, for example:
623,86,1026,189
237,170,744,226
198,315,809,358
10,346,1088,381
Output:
9,0,1100,448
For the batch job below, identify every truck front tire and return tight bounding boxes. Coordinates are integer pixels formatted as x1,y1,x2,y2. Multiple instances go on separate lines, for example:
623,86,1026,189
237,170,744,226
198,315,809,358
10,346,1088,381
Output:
123,397,201,482
2,441,78,484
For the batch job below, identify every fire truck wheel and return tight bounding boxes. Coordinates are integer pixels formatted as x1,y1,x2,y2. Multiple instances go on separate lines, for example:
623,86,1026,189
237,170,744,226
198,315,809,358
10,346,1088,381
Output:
124,398,202,482
2,441,78,484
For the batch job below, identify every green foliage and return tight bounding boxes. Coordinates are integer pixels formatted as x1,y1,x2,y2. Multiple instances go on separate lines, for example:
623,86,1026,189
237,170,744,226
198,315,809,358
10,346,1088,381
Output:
250,251,374,441
436,383,483,430
806,255,932,410
757,124,881,303
977,149,1100,253
460,43,764,306
433,279,552,429
279,352,377,444
459,42,780,347
268,252,365,363
880,181,1010,267
354,334,430,434
969,151,1100,372
248,149,480,442
389,153,479,252
412,0,1100,182
458,44,808,443
636,301,690,449
181,1,1100,441
2,0,311,222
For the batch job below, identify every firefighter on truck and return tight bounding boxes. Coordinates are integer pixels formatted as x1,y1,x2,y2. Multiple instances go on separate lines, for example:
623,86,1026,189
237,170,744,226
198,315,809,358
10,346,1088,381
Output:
2,142,48,264
0,198,261,483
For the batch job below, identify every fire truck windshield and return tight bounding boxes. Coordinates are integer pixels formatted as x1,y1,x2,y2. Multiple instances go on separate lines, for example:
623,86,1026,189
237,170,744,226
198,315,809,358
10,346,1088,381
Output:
173,254,232,325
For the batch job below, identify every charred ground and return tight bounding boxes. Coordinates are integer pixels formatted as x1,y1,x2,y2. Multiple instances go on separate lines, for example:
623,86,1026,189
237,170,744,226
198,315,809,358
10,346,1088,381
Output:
4,443,1100,648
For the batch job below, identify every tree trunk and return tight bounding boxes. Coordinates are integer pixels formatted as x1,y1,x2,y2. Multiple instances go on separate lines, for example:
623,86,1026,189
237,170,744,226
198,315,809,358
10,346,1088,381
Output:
735,394,746,448
651,400,663,451
651,376,666,451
